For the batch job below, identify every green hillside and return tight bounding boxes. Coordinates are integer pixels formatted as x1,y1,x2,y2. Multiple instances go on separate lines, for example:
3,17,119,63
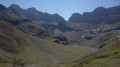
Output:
0,20,31,67
55,40,120,67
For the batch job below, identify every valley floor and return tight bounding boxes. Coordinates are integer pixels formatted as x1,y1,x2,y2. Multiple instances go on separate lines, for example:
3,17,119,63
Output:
16,34,92,67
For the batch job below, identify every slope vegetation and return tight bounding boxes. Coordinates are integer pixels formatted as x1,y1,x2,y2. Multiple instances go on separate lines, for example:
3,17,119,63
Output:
55,40,120,67
0,20,32,67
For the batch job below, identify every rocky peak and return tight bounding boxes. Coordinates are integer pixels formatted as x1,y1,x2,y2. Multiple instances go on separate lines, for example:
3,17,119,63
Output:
93,7,107,16
9,4,21,9
0,4,6,10
8,4,25,16
71,13,81,17
68,13,82,22
27,7,37,12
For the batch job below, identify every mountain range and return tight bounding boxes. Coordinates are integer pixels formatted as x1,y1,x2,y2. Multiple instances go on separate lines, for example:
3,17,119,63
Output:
0,4,120,67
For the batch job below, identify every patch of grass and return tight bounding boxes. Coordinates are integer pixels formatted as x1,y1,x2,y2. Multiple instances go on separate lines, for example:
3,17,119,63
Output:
0,20,30,53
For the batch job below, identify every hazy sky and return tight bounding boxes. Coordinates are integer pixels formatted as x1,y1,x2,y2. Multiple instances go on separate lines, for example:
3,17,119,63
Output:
0,0,120,20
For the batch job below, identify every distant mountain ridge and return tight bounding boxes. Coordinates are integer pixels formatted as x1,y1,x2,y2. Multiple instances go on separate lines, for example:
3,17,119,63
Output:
8,4,120,32
69,6,120,24
8,4,73,32
8,4,66,23
7,4,120,25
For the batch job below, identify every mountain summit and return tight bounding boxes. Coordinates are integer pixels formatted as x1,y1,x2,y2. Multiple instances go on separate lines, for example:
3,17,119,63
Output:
8,4,66,23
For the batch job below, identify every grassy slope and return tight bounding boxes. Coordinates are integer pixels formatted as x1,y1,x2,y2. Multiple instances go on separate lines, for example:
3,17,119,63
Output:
81,41,120,67
0,20,32,67
17,35,92,67
56,40,120,67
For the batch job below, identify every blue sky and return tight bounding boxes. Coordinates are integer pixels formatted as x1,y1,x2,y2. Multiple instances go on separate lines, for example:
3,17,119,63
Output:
0,0,120,20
